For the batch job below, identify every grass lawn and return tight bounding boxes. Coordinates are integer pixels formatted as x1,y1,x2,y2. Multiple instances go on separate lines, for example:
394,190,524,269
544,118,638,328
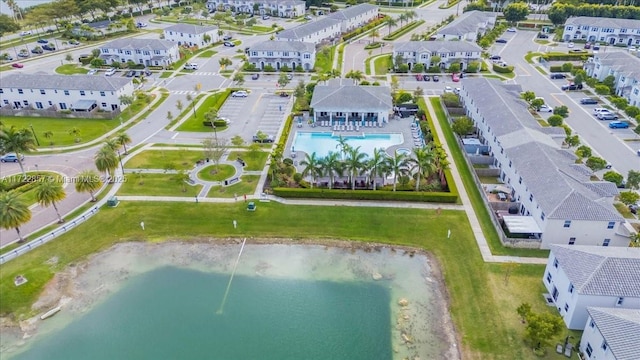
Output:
478,176,502,184
228,151,268,171
537,119,550,127
159,72,172,78
373,54,392,75
55,64,89,75
2,117,119,148
197,50,217,58
117,173,202,196
429,97,549,258
313,45,335,74
614,202,635,219
197,164,236,181
207,175,260,197
176,91,231,132
0,200,558,359
125,149,203,170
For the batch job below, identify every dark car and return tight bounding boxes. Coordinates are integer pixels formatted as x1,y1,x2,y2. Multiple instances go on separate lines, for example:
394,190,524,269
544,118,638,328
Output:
223,41,235,47
629,204,638,215
252,135,274,143
580,98,598,105
36,38,48,44
489,55,501,60
432,75,440,82
495,38,508,44
423,74,430,81
537,33,549,39
593,44,601,50
31,47,43,54
584,42,591,49
279,92,290,97
42,44,56,51
251,73,259,80
550,73,566,79
126,70,136,77
561,83,583,91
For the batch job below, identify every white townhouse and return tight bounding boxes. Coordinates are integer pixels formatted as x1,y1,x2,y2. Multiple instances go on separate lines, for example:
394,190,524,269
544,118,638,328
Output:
435,11,496,41
563,16,640,47
326,4,379,33
163,23,220,48
392,41,482,71
0,74,134,112
584,51,640,107
542,245,640,330
99,38,180,67
310,79,392,126
460,78,631,248
248,40,315,71
206,0,305,18
580,307,640,360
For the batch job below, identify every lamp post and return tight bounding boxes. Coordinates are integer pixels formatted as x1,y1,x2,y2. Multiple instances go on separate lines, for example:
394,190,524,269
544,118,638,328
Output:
117,149,124,174
30,124,40,146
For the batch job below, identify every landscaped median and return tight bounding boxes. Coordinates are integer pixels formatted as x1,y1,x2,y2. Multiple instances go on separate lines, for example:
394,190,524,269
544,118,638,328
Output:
382,20,425,41
174,89,232,132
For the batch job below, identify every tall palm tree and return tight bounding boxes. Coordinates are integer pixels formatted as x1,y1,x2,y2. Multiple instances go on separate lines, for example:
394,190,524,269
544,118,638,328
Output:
0,191,31,243
385,152,408,191
385,17,397,36
74,169,103,202
0,126,36,176
319,151,342,189
335,135,350,159
367,148,387,191
94,145,118,181
344,146,367,190
115,132,132,154
398,13,408,27
369,29,379,44
346,70,365,85
104,138,120,151
35,177,66,223
411,146,437,191
300,152,322,188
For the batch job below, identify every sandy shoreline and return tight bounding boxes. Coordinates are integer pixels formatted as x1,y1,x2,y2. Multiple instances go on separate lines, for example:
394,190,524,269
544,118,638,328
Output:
1,238,461,359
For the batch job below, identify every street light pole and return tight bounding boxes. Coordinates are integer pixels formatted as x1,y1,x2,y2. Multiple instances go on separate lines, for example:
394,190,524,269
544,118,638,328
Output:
117,149,124,174
30,124,40,146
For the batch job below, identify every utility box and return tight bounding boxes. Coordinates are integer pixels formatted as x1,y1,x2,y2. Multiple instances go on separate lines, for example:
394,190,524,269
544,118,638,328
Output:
107,196,119,207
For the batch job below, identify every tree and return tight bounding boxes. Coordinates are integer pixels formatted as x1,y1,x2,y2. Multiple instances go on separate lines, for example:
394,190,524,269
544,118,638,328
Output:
300,152,322,188
43,131,54,146
174,169,190,192
94,145,118,180
219,57,232,68
594,84,610,95
503,3,529,23
385,17,397,36
501,261,519,285
74,169,103,202
619,191,640,206
119,94,135,109
523,311,564,350
233,72,245,86
319,151,342,190
411,146,437,191
0,191,31,243
277,72,291,88
547,115,563,127
516,303,531,323
166,111,174,123
585,156,607,171
0,14,20,37
0,126,36,176
65,53,73,63
564,135,580,147
603,171,624,187
368,148,387,191
452,117,474,136
344,146,367,190
553,105,569,118
176,99,184,111
115,132,132,154
561,63,573,73
202,136,226,167
412,63,424,73
530,98,545,111
447,62,460,74
35,177,66,223
385,152,408,191
575,145,592,158
627,170,640,190
369,29,379,44
625,106,640,118
603,75,616,90
231,135,244,147
521,91,535,103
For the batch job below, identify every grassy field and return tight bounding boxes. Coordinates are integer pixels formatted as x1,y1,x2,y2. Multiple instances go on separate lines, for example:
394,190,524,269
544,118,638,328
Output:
197,50,217,58
207,175,260,197
55,64,89,75
197,164,236,181
374,54,392,75
117,173,202,196
227,151,268,171
313,46,335,74
2,117,119,148
176,91,231,132
125,149,203,170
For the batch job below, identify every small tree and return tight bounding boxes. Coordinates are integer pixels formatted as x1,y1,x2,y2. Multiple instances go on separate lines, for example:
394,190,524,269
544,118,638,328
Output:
233,72,245,86
176,99,183,111
524,312,564,350
561,62,573,72
452,116,474,136
43,131,54,146
625,106,640,118
603,171,624,187
575,145,592,158
35,177,67,223
277,72,291,88
594,84,610,95
585,156,607,171
219,57,232,69
521,91,536,103
412,63,424,73
553,105,569,118
619,191,640,206
530,98,545,111
447,62,461,74
202,136,227,167
564,135,580,147
547,115,563,127
68,127,81,143
174,169,190,192
516,303,532,323
231,135,245,147
503,2,529,23
627,170,640,190
65,53,73,62
603,75,616,90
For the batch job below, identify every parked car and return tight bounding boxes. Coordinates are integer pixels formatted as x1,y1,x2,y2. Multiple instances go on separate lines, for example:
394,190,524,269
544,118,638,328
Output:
87,69,97,75
223,41,235,47
599,113,619,121
18,51,29,58
452,73,460,82
304,15,312,20
444,86,453,93
42,44,56,51
19,31,32,36
104,68,117,77
126,70,136,77
422,74,430,81
561,83,583,91
593,44,601,51
537,32,549,39
232,90,248,98
262,15,270,20
432,75,439,82
184,62,198,70
37,38,48,44
69,39,80,45
252,135,274,143
222,35,232,40
495,38,507,44
11,63,24,68
279,92,290,97
251,73,259,80
415,74,422,81
629,204,638,215
1,54,14,61
593,108,610,115
550,73,566,79
489,55,501,60
31,47,43,54
286,74,293,80
0,153,24,162
506,27,517,32
567,42,575,48
538,104,553,113
584,42,591,49
219,117,231,125
608,121,628,128
580,98,598,105
136,22,148,28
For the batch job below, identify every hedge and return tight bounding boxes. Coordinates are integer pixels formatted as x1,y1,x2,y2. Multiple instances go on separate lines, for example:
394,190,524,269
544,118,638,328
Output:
277,114,295,150
382,20,425,41
492,64,514,73
272,187,458,203
342,16,387,41
541,53,591,62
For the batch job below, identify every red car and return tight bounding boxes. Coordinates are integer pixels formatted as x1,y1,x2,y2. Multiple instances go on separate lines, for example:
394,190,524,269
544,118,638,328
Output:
11,63,24,68
452,73,460,82
415,74,422,81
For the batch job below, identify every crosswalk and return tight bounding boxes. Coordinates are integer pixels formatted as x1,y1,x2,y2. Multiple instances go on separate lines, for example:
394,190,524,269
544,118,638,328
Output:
170,90,198,95
192,72,217,76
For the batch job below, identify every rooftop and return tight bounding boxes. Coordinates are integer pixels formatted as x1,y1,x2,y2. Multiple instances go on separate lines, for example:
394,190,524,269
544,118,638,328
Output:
592,51,640,79
565,16,640,31
101,38,177,51
310,80,392,112
550,245,640,297
327,3,378,21
437,11,496,36
164,23,218,35
587,307,640,360
0,73,132,91
276,17,341,40
249,40,315,53
394,41,482,54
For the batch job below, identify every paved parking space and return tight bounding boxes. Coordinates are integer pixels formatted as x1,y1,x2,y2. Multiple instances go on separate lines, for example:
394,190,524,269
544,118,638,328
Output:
217,91,291,141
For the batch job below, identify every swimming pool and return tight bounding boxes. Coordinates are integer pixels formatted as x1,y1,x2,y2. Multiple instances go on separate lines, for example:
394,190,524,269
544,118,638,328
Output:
292,132,404,158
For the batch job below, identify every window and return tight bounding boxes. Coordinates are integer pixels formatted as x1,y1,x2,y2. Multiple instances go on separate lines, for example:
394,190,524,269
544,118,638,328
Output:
607,221,615,229
529,194,533,202
568,283,574,293
568,237,576,245
541,212,545,221
59,103,67,110
518,177,522,184
80,91,85,96
18,89,23,94
48,101,52,106
40,89,46,95
64,90,70,96
304,53,310,59
602,341,608,351
125,50,132,55
0,89,2,94
553,258,558,268
603,239,610,247
283,51,289,57
251,51,257,56
616,297,624,306
564,303,569,312
585,343,593,357
23,100,28,106
546,272,552,284
35,102,43,109
589,319,595,329
101,102,107,108
564,220,571,228
100,91,106,96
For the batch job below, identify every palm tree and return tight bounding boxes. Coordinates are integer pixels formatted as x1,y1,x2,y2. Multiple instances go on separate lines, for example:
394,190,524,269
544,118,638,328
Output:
74,169,103,202
0,191,31,243
104,138,120,151
367,148,387,190
0,126,36,176
385,17,397,36
35,177,66,223
385,152,408,191
411,146,437,191
68,127,81,143
174,169,190,192
369,29,379,44
344,146,367,190
115,132,132,154
319,151,342,189
94,145,118,181
335,135,350,159
398,13,408,27
345,70,364,84
300,152,322,188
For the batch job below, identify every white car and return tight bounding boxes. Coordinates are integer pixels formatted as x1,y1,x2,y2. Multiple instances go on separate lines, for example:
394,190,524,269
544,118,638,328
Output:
232,91,248,98
104,68,116,77
567,42,575,48
444,86,453,93
184,63,198,70
19,31,32,36
507,27,517,32
538,104,553,113
87,69,97,75
219,117,231,125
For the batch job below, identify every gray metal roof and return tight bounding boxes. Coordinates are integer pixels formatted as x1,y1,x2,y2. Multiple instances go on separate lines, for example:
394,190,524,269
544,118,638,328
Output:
164,23,218,35
587,307,640,360
393,41,482,54
593,51,640,79
565,16,640,31
462,78,623,221
101,38,177,51
250,40,315,53
276,17,341,40
261,0,304,5
310,81,392,112
327,3,378,21
437,11,496,36
550,245,640,297
0,73,132,91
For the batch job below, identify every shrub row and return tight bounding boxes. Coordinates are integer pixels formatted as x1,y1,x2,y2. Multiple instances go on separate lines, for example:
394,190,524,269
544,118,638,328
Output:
272,187,458,203
492,64,514,73
342,16,387,41
277,114,295,150
382,20,425,41
541,53,591,61
549,65,582,72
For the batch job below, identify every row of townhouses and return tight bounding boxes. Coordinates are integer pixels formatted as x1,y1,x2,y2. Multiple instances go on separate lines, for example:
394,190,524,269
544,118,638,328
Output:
247,40,315,71
459,78,632,249
206,0,306,18
0,74,134,112
275,4,379,44
543,246,640,359
392,41,482,71
584,51,640,107
563,16,640,47
434,10,496,41
163,23,221,47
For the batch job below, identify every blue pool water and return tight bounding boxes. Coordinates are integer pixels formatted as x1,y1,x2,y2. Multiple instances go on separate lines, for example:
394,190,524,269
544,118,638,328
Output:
292,132,404,158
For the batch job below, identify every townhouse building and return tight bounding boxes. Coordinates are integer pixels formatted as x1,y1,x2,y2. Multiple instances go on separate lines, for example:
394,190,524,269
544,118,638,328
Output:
584,51,640,106
0,74,134,112
460,78,629,248
163,23,220,48
580,307,640,360
392,41,482,71
435,11,496,41
326,4,379,33
542,245,640,330
247,40,315,71
99,38,180,67
563,16,640,47
206,0,305,18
